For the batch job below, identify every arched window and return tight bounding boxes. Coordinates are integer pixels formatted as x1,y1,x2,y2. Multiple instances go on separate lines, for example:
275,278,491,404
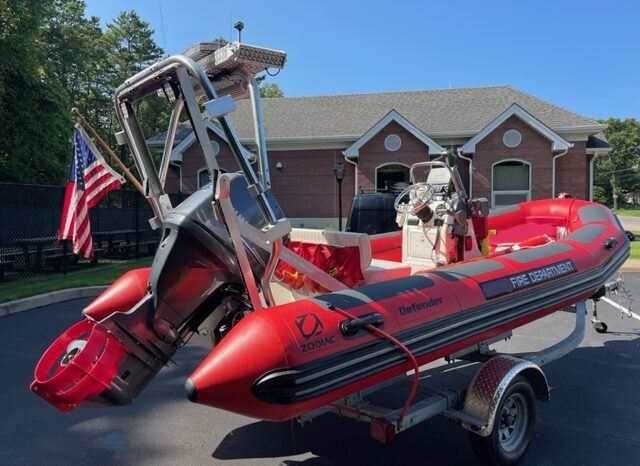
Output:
492,160,531,206
197,168,210,189
375,163,410,192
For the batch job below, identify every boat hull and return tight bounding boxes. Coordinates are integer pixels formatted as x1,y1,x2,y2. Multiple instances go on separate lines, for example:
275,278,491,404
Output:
187,198,629,420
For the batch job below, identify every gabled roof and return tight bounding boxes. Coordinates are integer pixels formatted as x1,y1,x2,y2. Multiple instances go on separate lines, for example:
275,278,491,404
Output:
160,119,255,164
147,121,194,147
343,110,444,159
168,120,227,163
460,103,572,153
228,85,605,141
587,132,610,150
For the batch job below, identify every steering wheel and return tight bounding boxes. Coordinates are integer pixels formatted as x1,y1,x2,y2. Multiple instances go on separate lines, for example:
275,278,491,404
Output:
394,182,436,215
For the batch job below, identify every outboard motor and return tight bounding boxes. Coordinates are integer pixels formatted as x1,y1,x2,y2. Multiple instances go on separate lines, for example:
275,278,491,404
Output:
31,174,283,411
31,40,288,411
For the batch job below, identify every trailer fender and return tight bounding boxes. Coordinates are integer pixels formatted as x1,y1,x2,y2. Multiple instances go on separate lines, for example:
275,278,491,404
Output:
462,355,549,437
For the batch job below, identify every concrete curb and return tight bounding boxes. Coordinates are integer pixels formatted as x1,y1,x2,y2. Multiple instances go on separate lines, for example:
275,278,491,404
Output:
0,286,107,317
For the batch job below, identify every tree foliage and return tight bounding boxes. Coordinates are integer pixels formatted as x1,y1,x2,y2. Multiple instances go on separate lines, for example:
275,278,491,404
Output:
0,0,72,183
594,118,640,207
0,3,283,184
259,82,284,98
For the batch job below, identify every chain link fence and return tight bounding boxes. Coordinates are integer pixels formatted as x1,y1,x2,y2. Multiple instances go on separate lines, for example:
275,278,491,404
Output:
0,182,176,283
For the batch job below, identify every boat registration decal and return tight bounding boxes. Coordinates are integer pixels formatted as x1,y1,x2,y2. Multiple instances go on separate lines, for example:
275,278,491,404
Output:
479,259,576,299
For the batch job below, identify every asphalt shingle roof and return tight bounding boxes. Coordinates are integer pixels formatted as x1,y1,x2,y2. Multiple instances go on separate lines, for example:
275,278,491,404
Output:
229,85,602,140
147,85,603,145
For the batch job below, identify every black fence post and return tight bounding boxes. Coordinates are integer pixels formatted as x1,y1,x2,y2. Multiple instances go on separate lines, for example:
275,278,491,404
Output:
134,192,140,259
62,240,67,274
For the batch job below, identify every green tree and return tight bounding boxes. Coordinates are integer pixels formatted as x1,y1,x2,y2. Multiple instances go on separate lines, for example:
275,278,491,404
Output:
259,82,283,98
101,11,163,89
0,0,72,183
100,10,166,152
41,1,102,113
595,118,640,208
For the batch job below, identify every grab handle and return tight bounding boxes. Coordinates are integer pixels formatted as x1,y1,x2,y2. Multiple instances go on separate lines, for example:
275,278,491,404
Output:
339,312,384,339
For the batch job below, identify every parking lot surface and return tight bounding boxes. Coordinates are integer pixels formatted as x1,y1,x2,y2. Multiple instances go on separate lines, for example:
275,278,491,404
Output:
1,274,639,465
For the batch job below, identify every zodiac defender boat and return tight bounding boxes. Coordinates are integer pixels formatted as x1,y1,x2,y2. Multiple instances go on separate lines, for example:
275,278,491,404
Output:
31,39,629,464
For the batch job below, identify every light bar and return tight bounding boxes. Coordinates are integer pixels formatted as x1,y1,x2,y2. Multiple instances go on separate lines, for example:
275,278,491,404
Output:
182,41,287,98
181,42,225,62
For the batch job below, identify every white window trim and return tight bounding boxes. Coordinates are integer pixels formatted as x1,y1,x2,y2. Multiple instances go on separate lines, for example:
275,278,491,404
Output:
343,110,444,159
461,103,572,153
170,119,254,164
491,159,531,207
374,162,411,191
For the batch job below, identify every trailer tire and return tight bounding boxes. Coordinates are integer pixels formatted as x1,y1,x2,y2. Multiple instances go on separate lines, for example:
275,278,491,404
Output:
468,376,536,465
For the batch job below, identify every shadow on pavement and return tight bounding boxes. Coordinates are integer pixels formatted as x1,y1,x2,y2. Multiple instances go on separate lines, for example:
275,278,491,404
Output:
3,296,640,465
212,331,640,466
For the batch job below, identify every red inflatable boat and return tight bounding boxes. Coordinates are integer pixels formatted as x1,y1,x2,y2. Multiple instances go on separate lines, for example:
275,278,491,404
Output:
184,197,628,420
29,42,629,463
31,193,628,418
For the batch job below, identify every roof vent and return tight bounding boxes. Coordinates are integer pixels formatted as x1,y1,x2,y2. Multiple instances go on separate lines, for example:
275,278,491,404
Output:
384,134,402,152
503,129,522,148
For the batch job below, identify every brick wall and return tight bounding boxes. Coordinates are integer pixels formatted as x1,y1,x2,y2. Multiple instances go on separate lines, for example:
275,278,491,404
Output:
165,165,181,193
268,148,354,218
164,130,353,219
163,114,591,216
555,141,588,199
472,115,554,205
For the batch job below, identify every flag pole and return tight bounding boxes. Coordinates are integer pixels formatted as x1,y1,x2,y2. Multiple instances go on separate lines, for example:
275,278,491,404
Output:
71,108,145,196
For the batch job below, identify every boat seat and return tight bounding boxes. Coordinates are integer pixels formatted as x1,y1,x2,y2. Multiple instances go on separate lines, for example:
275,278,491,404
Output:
289,228,411,286
364,258,412,284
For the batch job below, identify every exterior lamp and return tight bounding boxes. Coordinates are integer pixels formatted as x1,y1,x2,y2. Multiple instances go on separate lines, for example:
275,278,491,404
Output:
333,161,345,231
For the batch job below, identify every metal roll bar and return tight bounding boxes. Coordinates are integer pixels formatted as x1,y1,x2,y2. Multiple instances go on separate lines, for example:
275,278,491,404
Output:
113,54,277,226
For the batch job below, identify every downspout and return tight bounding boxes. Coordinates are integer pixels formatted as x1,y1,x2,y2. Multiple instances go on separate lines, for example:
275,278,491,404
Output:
551,146,571,197
342,152,359,194
456,148,473,197
589,151,602,201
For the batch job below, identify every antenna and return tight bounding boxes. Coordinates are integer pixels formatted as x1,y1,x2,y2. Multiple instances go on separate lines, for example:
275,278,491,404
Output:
159,3,167,53
234,21,244,43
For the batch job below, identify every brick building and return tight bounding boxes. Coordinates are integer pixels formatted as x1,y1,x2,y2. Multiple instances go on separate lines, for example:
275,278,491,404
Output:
147,85,610,227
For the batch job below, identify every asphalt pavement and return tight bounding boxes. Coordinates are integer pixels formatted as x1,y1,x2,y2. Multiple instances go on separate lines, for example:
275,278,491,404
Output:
1,275,640,466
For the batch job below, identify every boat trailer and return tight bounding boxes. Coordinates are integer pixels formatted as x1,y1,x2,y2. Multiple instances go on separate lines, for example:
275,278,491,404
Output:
298,290,631,464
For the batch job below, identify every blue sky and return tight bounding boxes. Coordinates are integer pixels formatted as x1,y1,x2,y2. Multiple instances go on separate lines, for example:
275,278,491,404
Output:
85,0,639,120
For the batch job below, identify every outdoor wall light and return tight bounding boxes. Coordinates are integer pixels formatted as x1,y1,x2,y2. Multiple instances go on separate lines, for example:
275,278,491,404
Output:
275,161,283,169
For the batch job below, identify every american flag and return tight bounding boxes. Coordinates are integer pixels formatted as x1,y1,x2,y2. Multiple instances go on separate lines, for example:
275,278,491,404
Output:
59,125,125,259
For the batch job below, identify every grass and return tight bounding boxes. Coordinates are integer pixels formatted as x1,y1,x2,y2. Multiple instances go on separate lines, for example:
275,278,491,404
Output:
631,237,640,259
0,258,152,303
612,208,640,217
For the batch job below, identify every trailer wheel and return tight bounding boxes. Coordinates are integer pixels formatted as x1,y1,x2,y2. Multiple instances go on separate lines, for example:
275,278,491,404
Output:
594,321,608,334
469,376,536,465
